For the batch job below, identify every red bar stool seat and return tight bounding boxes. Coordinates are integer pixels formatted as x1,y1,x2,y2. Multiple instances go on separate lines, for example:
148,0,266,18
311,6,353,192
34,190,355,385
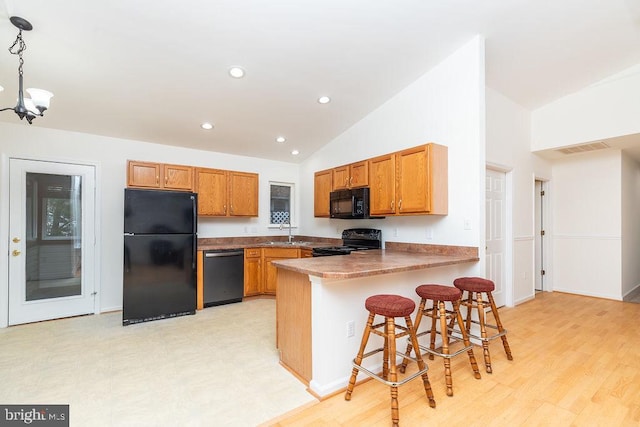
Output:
454,277,513,373
400,284,481,396
345,294,436,427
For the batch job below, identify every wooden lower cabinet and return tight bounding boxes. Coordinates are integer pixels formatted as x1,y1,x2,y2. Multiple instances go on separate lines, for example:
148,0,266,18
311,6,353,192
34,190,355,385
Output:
244,248,262,296
244,247,303,296
263,248,300,295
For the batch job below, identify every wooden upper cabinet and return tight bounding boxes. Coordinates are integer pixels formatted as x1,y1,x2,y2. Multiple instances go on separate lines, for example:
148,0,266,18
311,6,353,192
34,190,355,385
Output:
368,154,396,216
397,146,430,214
195,168,228,216
314,169,333,217
163,164,194,190
396,143,448,215
127,161,193,191
368,143,448,216
332,161,368,190
229,171,259,217
128,161,161,188
195,168,258,217
349,161,369,188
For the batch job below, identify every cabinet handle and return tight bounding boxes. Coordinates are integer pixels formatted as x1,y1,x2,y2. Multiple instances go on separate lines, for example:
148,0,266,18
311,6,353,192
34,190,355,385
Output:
230,205,234,214
391,200,394,210
349,177,353,185
399,199,402,210
165,176,168,185
156,175,159,185
224,205,227,214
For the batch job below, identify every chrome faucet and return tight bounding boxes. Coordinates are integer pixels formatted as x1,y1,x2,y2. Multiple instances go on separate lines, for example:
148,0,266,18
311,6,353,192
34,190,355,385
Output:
279,219,293,243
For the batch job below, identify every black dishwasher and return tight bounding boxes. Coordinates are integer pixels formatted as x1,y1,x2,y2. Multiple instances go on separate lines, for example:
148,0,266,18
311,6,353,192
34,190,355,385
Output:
203,249,244,307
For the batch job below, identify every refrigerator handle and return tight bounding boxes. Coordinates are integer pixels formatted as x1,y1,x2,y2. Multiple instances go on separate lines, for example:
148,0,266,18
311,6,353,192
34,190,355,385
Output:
191,195,198,234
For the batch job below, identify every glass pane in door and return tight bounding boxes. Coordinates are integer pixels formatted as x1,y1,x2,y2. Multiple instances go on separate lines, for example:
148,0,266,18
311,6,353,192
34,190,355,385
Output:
25,173,82,301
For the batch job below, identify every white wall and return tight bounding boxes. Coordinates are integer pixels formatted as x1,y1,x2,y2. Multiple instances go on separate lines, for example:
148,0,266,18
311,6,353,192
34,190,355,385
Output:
0,122,299,321
299,36,486,263
551,150,622,300
621,152,640,298
485,88,553,304
532,65,640,150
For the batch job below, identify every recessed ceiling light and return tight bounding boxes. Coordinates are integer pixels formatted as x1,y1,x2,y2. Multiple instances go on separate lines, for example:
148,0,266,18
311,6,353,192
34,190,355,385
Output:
229,67,245,78
317,96,331,104
275,136,286,143
291,150,299,155
201,122,213,130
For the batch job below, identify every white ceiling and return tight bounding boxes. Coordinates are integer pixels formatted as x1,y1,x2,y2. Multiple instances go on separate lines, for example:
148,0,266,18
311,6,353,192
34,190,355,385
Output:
1,0,640,163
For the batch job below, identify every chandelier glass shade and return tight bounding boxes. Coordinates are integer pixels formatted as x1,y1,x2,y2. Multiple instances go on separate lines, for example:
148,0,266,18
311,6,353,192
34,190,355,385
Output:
0,16,53,124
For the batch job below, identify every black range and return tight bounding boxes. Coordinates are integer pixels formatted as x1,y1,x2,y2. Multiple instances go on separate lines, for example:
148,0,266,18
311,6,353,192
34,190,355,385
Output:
312,228,382,257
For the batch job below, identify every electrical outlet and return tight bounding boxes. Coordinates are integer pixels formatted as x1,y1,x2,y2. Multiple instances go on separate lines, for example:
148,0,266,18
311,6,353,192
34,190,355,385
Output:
347,320,355,338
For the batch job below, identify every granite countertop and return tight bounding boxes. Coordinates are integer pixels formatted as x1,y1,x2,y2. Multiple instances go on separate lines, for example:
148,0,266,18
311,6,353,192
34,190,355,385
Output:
197,236,340,251
272,248,479,279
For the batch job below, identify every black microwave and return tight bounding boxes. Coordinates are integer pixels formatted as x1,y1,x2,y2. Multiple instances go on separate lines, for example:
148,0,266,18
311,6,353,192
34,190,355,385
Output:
330,187,383,219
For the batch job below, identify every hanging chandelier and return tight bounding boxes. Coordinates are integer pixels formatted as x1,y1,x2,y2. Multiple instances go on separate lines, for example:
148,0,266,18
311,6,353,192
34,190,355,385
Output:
0,16,53,124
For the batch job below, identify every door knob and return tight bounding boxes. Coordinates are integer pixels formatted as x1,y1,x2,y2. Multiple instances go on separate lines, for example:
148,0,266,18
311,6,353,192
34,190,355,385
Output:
12,250,21,256
12,237,20,243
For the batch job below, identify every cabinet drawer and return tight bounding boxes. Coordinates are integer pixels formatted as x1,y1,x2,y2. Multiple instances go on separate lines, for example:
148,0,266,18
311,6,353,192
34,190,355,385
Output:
263,248,300,258
245,248,261,258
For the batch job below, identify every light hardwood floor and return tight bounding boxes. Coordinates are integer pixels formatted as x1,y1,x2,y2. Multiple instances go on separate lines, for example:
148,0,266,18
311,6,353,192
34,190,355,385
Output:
266,292,640,426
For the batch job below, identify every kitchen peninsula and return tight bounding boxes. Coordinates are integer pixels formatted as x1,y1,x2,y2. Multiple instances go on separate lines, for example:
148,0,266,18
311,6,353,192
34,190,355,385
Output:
272,243,478,398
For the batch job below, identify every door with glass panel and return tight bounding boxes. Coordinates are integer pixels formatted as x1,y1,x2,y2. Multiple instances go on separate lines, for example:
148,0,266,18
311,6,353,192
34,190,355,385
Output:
8,159,96,325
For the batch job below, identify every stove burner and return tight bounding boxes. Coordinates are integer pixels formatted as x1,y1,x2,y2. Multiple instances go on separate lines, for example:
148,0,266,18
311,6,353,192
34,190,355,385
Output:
311,229,382,257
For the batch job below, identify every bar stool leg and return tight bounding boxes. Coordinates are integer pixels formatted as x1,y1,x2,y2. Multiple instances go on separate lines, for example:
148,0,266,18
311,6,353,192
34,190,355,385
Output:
428,300,438,361
404,315,436,408
386,317,400,427
476,292,492,373
487,292,513,360
453,300,482,379
399,298,427,373
435,300,454,396
345,312,375,400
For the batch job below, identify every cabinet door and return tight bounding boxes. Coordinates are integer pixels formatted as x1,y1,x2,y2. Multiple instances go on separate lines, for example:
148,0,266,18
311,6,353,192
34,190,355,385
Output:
397,146,430,214
164,164,193,190
332,166,350,190
349,161,369,188
195,168,228,216
229,172,258,216
244,248,262,296
314,169,333,217
263,248,300,295
128,161,161,188
368,154,396,215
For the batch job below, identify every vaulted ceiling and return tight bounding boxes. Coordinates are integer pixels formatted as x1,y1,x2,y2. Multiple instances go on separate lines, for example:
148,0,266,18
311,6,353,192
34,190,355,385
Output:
1,1,639,162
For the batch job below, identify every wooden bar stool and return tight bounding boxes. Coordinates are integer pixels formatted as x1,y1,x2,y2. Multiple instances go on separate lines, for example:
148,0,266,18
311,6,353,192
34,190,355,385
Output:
400,284,481,396
454,277,513,373
345,294,436,427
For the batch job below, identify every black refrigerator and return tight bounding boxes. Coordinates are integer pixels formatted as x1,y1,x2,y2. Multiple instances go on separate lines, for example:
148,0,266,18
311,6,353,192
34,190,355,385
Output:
123,188,197,325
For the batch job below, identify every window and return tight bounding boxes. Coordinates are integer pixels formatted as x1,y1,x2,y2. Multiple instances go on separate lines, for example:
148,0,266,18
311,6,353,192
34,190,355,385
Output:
270,182,294,226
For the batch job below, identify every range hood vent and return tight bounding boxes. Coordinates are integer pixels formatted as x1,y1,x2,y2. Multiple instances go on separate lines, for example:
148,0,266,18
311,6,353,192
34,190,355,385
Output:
556,141,609,155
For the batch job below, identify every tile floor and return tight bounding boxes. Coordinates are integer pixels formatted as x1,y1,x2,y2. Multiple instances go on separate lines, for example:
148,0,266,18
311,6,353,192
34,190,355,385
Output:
0,299,316,426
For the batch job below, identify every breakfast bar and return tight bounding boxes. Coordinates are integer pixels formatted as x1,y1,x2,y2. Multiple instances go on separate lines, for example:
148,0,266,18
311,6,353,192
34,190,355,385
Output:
272,244,479,398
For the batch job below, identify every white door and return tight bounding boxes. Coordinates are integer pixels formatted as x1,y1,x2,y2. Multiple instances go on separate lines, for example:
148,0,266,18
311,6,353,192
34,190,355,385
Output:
8,159,96,325
485,169,506,307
